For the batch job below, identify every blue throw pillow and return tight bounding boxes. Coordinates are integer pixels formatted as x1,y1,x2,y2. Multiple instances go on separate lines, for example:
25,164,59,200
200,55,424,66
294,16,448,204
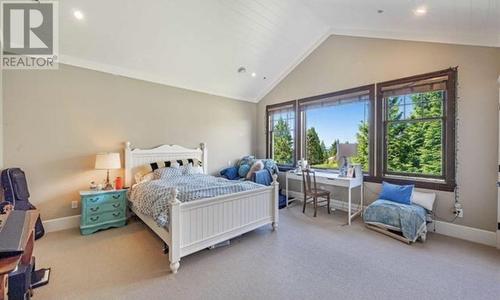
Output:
238,164,251,178
221,166,239,180
379,181,414,205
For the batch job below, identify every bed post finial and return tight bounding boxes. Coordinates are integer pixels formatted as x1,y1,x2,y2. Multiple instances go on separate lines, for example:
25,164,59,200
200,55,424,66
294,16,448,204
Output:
200,142,208,174
125,141,131,150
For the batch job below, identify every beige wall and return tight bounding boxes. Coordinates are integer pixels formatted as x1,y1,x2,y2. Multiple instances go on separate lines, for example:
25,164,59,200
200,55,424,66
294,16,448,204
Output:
258,35,500,231
3,64,256,220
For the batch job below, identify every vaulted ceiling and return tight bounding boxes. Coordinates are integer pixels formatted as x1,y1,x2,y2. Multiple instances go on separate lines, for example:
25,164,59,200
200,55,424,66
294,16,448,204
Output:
59,0,500,102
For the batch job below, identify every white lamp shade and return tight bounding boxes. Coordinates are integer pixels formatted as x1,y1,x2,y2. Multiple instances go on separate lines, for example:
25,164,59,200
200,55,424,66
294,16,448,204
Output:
95,153,121,170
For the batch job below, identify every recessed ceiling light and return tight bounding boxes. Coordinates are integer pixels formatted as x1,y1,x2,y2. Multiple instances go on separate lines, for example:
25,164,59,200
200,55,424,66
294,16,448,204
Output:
377,9,384,14
251,72,257,77
414,6,427,16
73,10,84,20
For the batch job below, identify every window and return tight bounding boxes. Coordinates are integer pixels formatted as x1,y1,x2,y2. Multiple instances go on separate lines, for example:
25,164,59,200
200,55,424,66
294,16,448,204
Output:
298,86,375,174
377,68,457,191
266,101,296,167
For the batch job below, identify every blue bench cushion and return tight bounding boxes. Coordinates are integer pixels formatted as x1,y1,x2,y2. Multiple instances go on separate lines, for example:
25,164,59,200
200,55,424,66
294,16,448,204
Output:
379,181,414,205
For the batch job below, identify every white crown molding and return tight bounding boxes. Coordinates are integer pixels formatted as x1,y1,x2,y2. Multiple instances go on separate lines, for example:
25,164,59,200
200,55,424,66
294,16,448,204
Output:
329,27,500,49
58,55,257,103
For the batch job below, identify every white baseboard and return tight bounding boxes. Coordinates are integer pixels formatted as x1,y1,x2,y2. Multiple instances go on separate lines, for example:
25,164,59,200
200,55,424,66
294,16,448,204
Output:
288,190,498,247
428,221,497,247
497,230,500,249
43,215,81,233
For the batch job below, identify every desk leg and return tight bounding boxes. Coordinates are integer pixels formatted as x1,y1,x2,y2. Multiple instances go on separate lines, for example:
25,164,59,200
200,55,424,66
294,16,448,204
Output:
360,183,364,216
0,274,7,300
348,187,352,225
286,175,289,207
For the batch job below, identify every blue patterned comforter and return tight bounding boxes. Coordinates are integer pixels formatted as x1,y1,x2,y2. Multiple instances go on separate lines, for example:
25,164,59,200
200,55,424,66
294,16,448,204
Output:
128,174,265,228
363,199,427,242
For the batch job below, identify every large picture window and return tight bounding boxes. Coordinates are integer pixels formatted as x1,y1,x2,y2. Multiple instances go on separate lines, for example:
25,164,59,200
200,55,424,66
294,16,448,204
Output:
266,101,296,166
377,68,457,191
298,86,375,173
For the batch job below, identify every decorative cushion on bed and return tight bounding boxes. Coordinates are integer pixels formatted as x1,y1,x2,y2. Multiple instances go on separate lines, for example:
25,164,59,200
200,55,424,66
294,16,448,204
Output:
134,159,202,183
220,166,239,180
379,181,414,205
185,163,204,175
412,191,436,211
238,164,251,178
246,160,264,180
154,167,184,179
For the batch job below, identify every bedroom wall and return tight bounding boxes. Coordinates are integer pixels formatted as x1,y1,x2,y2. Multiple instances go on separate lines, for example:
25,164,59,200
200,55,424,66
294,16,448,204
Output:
257,35,500,232
3,64,257,220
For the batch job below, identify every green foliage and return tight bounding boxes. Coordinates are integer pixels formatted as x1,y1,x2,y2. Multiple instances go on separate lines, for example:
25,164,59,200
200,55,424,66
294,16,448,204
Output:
306,127,324,165
272,118,293,165
352,122,369,171
386,92,443,176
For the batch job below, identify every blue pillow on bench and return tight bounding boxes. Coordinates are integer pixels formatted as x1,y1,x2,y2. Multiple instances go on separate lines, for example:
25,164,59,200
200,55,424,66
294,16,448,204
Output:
220,166,240,180
379,181,414,205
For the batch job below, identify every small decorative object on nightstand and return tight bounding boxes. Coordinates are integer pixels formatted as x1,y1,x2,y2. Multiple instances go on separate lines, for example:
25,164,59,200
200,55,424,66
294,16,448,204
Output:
80,189,127,235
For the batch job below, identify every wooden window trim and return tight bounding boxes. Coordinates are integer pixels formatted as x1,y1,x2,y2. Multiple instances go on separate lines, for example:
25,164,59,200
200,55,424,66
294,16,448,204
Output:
266,100,298,169
375,68,457,192
297,84,376,176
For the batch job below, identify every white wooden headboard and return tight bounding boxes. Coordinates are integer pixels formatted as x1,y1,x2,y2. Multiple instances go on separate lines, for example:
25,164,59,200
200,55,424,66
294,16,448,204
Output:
124,141,207,187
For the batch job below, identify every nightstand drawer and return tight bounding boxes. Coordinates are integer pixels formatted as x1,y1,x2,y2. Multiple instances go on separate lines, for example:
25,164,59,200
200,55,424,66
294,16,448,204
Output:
104,192,125,202
86,210,125,224
86,200,125,214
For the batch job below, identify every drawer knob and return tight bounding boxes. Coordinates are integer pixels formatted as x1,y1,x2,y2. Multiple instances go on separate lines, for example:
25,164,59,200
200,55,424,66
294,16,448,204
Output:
90,216,99,222
112,194,121,199
112,203,121,208
112,212,121,217
90,207,100,212
89,198,99,203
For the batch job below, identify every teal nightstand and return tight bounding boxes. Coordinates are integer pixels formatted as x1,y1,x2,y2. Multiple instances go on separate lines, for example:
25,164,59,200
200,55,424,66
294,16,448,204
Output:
80,189,127,235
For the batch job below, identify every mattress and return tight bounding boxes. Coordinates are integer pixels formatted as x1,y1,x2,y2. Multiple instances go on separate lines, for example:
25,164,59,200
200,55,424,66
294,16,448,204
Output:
128,174,265,227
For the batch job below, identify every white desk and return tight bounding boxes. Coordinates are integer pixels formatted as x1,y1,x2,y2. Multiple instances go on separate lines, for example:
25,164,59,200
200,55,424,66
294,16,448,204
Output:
285,167,364,225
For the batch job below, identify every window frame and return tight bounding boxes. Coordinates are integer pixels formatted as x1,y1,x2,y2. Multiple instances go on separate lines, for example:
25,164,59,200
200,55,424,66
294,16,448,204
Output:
375,68,457,191
297,84,376,176
266,100,298,170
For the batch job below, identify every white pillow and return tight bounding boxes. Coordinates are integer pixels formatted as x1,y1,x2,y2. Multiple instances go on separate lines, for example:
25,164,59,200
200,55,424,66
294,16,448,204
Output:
412,191,436,211
154,167,183,179
185,163,204,175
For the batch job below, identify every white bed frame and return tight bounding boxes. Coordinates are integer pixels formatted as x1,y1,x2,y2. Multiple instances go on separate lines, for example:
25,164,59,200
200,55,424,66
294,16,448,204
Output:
124,142,279,273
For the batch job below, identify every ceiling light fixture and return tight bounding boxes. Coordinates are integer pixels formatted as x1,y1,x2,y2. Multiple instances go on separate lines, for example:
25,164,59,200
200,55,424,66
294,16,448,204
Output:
377,9,384,14
73,10,84,20
237,66,247,74
414,6,427,16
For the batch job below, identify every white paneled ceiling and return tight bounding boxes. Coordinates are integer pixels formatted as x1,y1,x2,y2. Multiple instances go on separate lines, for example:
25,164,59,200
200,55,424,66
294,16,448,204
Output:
58,0,500,102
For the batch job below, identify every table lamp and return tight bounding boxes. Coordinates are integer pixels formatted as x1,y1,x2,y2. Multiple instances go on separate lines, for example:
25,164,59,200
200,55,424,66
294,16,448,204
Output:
337,143,358,177
95,153,121,190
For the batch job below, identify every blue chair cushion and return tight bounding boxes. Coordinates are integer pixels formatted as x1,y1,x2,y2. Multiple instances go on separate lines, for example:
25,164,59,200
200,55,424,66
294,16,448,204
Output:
220,166,240,180
379,181,414,205
238,164,251,178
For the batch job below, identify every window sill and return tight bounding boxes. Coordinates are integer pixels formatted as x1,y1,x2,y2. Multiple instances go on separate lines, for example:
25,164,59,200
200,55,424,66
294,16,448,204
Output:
364,175,456,192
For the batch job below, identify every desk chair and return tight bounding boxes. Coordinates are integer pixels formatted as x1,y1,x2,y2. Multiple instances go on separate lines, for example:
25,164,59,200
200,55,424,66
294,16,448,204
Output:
301,169,331,217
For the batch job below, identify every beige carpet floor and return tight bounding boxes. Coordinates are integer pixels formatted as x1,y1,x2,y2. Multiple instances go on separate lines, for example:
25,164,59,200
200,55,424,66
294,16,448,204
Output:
33,204,500,300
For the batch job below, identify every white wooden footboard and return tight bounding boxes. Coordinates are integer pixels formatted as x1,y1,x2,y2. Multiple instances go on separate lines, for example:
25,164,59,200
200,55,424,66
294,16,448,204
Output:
168,177,279,273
